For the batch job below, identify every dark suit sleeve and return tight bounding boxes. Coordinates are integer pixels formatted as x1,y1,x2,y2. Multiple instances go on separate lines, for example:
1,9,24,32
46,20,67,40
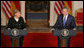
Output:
20,17,26,28
71,16,76,28
7,18,12,29
52,16,60,29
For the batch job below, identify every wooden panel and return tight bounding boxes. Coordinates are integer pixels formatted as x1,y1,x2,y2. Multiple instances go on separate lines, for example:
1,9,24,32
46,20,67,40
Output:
27,19,48,28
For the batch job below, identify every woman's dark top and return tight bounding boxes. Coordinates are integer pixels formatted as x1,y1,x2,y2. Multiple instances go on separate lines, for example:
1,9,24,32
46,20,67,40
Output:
7,16,26,29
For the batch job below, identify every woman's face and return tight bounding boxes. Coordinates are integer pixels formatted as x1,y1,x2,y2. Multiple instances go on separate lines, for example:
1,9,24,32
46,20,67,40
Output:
15,12,21,18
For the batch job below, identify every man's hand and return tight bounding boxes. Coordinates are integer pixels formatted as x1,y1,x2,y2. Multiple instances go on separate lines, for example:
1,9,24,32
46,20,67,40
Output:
23,28,27,30
7,28,11,30
50,28,55,32
73,28,76,30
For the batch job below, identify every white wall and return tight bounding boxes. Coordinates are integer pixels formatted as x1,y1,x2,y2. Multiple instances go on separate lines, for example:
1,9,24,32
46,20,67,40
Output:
1,8,7,26
50,1,56,26
20,1,25,22
72,1,83,17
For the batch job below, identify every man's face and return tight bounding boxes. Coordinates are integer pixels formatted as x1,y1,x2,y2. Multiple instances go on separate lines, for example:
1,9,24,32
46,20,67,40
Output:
62,9,68,16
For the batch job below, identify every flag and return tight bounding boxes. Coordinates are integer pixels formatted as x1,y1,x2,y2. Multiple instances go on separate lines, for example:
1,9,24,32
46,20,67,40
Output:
54,1,72,16
2,1,21,19
63,1,72,14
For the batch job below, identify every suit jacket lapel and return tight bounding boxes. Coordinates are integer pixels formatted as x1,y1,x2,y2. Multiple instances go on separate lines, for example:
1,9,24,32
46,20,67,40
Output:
61,15,63,27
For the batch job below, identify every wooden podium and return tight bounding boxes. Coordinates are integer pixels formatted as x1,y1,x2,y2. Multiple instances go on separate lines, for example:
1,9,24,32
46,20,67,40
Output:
52,29,76,47
4,29,28,47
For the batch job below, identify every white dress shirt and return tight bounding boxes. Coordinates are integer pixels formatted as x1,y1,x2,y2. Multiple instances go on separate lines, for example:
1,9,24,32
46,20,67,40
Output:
63,14,68,21
14,17,19,22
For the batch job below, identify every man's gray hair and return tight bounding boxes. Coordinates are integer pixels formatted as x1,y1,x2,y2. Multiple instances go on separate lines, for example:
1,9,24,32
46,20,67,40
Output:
62,7,69,11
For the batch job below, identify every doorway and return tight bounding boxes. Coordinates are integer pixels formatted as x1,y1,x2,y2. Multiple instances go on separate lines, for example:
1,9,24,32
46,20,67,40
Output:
25,1,50,29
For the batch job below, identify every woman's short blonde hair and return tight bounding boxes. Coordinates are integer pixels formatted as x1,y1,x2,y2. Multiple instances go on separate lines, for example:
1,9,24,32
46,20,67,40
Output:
13,9,20,16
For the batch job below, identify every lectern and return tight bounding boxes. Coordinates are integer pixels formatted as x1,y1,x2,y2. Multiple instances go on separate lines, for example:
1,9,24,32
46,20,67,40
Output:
52,29,76,47
4,28,28,47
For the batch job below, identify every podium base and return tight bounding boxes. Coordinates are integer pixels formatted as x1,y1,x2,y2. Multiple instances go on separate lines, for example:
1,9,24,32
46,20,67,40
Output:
10,36,21,47
62,38,67,47
58,36,71,47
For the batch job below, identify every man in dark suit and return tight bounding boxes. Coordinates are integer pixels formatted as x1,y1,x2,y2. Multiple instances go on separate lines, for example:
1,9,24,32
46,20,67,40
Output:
51,7,76,47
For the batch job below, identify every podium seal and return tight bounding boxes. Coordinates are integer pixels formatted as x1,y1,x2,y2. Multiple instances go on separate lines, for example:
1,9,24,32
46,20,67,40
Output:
61,29,69,36
11,29,19,36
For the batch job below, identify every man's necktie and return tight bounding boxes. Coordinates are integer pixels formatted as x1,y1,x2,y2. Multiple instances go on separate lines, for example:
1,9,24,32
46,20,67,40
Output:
63,16,67,26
